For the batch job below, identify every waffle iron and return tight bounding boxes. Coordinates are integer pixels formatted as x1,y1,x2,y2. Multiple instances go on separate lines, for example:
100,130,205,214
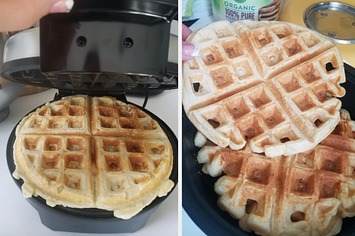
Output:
1,0,178,233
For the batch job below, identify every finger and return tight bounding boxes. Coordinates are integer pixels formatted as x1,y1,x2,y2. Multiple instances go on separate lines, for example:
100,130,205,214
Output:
182,41,199,62
50,0,74,13
182,24,192,41
0,0,74,31
182,54,193,62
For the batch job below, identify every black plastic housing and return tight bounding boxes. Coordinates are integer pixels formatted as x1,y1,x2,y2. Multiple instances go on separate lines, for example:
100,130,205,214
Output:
0,0,178,95
40,9,170,77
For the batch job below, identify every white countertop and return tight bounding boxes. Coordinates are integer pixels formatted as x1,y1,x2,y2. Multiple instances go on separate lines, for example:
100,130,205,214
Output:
0,88,178,236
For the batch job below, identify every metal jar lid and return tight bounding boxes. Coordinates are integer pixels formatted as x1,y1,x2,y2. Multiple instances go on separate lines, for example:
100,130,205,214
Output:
304,1,355,44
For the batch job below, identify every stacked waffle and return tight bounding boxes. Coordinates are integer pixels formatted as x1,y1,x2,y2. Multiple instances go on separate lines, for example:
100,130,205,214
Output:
258,0,281,21
183,20,353,235
183,20,345,157
13,95,174,219
196,110,355,235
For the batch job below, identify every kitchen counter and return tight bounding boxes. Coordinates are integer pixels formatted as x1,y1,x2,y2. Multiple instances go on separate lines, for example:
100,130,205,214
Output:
0,88,178,236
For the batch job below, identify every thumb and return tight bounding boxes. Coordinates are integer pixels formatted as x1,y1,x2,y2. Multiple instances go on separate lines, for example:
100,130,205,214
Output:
0,0,74,32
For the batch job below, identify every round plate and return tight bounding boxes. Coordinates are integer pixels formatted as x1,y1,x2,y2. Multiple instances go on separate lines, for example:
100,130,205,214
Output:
304,1,355,44
182,64,355,236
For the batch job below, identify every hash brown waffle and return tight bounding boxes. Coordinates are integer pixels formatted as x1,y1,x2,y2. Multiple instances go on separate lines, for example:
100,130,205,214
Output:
183,20,345,157
196,109,355,235
13,95,174,219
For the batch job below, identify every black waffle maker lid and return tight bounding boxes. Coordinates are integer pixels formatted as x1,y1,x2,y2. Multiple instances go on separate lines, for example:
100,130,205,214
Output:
0,0,178,97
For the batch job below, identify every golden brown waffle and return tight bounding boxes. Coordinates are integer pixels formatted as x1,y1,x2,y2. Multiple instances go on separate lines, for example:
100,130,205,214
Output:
183,20,345,157
91,97,167,138
196,109,355,235
13,95,174,219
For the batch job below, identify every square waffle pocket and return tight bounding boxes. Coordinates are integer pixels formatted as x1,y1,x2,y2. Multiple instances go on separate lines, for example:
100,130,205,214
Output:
183,20,346,157
13,95,174,219
196,109,355,236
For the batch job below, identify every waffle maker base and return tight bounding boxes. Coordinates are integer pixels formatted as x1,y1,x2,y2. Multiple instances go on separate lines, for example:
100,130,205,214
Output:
7,97,178,234
182,64,355,236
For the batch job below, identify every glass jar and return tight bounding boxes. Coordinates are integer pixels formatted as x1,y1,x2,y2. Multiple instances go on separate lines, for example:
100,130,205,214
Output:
212,0,281,21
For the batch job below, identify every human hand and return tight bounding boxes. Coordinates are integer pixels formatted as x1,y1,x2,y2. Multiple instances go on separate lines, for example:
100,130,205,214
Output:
182,24,198,61
0,0,74,32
